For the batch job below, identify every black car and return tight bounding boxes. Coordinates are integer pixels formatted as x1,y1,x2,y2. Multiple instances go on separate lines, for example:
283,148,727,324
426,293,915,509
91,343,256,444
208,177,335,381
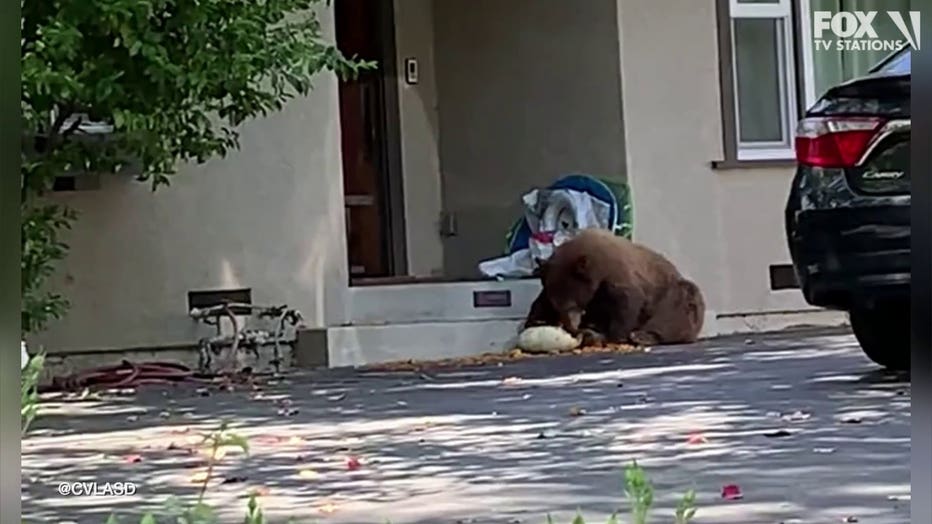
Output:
785,47,911,370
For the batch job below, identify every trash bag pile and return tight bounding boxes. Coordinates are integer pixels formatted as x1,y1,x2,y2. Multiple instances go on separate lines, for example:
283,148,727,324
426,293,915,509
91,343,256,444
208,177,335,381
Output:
478,174,633,278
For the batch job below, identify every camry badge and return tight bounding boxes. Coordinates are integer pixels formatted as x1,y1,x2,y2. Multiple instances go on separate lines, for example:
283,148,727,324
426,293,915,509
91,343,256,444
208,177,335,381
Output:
862,170,905,180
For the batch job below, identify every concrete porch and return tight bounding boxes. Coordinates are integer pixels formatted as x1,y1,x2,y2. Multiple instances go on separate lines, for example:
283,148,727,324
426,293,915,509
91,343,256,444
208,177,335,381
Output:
307,280,847,369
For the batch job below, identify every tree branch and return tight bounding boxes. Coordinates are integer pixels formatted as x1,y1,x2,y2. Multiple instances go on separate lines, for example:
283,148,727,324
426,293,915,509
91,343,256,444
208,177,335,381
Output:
47,105,73,141
60,114,84,138
21,104,79,201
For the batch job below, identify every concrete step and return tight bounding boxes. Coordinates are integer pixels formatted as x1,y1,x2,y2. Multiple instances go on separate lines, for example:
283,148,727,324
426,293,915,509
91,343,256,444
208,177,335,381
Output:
295,318,525,369
346,279,540,325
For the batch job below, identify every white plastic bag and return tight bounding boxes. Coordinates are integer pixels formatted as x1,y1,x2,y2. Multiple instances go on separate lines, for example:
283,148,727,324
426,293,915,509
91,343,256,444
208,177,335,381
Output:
479,188,612,278
517,325,581,353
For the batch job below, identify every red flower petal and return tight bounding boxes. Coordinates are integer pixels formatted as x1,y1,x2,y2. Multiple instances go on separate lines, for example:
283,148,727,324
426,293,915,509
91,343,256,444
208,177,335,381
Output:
721,484,743,500
253,435,286,445
686,433,708,445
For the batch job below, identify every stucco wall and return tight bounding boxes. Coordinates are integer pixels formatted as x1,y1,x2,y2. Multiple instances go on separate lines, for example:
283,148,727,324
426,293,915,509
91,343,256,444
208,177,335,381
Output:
393,0,445,277
715,168,816,313
615,0,813,315
31,11,349,353
392,0,811,314
432,0,628,278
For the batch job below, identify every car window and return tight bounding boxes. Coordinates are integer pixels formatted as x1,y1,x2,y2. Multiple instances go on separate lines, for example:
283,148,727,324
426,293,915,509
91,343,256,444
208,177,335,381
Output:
872,48,911,75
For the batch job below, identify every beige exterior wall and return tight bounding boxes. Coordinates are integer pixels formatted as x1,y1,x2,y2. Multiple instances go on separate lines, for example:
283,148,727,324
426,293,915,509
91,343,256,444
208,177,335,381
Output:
30,10,349,353
716,168,816,314
402,0,810,314
431,0,628,278
615,0,814,316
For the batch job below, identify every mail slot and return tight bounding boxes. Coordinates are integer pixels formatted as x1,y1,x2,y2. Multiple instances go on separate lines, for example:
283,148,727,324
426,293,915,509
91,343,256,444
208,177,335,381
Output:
473,290,512,308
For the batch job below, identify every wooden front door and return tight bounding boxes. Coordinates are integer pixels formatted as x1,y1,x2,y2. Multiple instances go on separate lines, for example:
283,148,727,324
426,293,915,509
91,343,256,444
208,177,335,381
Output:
335,0,394,279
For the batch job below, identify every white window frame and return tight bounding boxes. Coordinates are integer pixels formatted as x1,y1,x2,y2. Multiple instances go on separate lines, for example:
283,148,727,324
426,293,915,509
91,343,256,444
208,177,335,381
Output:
724,1,910,164
796,0,820,110
728,0,800,161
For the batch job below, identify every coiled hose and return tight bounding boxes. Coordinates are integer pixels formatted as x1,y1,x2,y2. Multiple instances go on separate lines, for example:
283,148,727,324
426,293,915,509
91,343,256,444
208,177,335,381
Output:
44,360,205,393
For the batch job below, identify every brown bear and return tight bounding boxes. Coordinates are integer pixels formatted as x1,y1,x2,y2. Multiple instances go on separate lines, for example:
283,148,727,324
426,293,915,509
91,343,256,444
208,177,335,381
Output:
523,229,705,346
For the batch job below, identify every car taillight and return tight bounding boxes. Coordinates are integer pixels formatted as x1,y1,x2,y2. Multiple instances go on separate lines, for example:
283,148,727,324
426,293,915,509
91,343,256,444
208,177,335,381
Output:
794,116,886,168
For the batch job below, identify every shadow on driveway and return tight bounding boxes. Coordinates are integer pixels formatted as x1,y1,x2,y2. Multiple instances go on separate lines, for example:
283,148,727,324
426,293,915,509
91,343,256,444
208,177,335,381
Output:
22,327,910,524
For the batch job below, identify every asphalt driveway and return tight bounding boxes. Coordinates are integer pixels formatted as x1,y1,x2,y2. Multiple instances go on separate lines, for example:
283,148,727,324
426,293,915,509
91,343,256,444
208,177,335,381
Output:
22,327,910,524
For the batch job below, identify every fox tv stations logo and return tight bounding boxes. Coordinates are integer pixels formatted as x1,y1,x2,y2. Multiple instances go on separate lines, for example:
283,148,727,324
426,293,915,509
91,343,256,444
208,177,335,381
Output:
813,11,920,52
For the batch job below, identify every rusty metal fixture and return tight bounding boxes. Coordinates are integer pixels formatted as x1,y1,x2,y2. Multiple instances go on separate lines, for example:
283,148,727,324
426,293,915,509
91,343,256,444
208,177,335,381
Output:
189,303,304,375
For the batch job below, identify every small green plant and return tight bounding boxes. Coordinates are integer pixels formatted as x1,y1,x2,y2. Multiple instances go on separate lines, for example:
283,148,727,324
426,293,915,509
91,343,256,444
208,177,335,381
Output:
195,421,251,504
546,461,697,524
625,460,654,524
244,493,266,524
106,493,270,524
21,352,45,436
106,421,254,524
674,489,697,524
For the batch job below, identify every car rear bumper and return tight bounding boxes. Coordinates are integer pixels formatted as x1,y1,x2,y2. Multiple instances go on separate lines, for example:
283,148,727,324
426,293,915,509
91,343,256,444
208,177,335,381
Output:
787,205,910,310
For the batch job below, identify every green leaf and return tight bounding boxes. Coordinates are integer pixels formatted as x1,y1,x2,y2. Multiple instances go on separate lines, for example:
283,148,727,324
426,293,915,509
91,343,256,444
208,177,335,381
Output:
188,502,216,523
243,493,265,524
21,351,46,435
139,514,157,524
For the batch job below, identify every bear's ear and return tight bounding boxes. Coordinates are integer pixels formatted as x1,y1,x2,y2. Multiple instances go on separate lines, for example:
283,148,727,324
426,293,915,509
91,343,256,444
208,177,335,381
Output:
574,255,590,278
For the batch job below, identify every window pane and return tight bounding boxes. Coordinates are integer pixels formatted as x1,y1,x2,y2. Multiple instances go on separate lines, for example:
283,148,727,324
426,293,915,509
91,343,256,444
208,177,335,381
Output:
809,0,912,97
733,18,786,144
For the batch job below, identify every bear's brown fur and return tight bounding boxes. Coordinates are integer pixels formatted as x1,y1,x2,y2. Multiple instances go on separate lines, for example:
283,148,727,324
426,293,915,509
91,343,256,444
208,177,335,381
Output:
523,229,704,345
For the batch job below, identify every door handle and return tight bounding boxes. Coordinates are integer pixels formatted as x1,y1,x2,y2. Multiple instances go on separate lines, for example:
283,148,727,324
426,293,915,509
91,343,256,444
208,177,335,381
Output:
439,211,458,237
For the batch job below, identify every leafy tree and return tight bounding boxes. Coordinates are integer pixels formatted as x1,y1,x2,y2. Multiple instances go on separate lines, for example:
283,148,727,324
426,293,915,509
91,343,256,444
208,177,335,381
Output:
21,0,373,333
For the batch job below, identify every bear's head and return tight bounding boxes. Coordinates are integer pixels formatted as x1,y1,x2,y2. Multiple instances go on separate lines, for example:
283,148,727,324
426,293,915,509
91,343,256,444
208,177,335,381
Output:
538,254,599,334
